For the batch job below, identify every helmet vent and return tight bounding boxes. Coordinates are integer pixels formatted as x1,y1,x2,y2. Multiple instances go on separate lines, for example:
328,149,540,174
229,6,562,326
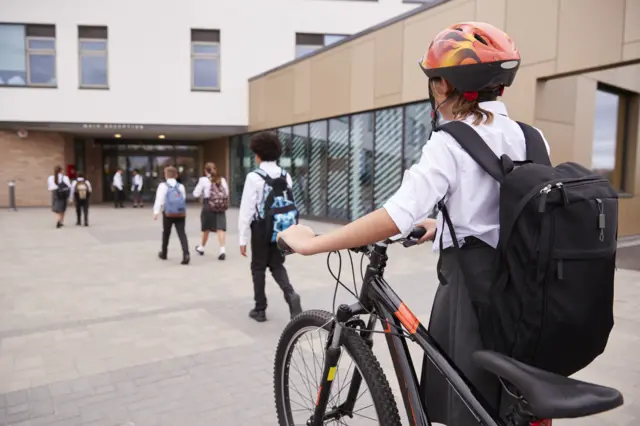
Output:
474,34,488,46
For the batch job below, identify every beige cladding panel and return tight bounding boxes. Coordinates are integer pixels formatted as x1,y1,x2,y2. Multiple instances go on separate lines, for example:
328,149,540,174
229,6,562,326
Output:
557,0,625,73
535,76,579,125
534,119,576,165
263,69,295,128
624,0,640,43
475,0,506,29
293,61,312,122
401,0,476,104
248,80,265,131
309,46,352,121
350,37,376,112
505,0,559,66
501,60,557,123
572,76,598,168
623,40,640,60
373,22,404,101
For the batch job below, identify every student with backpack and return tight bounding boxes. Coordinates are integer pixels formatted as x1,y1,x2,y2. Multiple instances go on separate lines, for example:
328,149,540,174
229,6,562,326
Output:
69,171,92,227
193,162,229,260
47,165,71,229
277,22,617,426
153,166,190,265
238,132,302,323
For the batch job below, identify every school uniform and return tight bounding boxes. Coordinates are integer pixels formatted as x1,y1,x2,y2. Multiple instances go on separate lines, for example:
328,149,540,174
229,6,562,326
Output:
193,176,228,233
383,101,550,426
131,174,144,207
47,173,72,214
238,161,301,319
112,171,125,208
154,179,189,258
70,178,92,226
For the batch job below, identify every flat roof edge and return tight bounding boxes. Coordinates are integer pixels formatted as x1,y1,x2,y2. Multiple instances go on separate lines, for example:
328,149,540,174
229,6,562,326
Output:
248,0,451,82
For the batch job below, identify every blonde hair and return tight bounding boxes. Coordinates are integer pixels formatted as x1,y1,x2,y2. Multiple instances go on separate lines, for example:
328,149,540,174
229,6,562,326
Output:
164,166,178,179
451,95,495,126
205,162,221,185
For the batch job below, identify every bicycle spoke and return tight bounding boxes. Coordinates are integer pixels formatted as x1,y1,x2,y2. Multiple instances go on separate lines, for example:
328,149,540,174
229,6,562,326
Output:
351,411,378,422
290,356,315,403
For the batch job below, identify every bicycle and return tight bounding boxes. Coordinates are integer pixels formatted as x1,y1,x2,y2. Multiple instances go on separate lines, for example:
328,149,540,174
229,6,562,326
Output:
273,228,624,425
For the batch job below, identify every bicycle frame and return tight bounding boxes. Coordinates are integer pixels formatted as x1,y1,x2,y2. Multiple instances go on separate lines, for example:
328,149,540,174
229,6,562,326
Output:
311,242,506,426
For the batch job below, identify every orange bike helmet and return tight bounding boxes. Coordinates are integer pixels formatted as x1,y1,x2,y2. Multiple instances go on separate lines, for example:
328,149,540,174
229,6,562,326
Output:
419,22,520,96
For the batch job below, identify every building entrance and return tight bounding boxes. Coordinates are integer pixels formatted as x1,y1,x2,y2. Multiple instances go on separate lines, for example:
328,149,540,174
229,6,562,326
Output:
101,142,200,204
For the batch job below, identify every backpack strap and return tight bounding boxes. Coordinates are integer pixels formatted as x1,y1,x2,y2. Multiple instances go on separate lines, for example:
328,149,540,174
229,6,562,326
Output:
253,168,274,186
516,122,552,166
438,121,504,183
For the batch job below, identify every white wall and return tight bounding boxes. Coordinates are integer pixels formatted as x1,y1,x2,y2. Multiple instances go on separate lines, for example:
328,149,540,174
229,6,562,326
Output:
0,0,418,127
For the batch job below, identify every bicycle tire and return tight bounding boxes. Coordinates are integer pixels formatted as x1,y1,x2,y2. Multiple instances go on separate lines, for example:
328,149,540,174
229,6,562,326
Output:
274,309,402,425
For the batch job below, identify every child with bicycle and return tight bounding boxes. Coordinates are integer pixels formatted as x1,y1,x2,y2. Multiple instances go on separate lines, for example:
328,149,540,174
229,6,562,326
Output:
277,22,551,426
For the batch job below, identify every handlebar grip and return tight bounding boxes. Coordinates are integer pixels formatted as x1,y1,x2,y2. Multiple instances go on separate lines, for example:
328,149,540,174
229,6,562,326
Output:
402,227,427,248
277,238,295,255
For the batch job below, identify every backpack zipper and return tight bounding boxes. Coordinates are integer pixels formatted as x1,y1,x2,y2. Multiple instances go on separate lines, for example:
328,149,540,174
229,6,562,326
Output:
537,178,608,214
596,198,605,242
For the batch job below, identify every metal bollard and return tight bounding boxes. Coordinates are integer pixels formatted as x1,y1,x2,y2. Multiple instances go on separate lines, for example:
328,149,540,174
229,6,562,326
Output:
8,180,17,211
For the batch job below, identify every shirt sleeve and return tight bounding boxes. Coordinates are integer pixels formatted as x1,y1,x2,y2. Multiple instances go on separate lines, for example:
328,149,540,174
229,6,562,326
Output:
87,180,93,193
179,184,187,200
383,132,457,235
69,181,77,201
47,176,56,191
238,173,259,246
153,183,167,215
193,177,205,198
221,178,229,196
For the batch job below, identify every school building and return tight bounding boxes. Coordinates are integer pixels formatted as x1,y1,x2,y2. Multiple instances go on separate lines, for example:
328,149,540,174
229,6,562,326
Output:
1,0,640,236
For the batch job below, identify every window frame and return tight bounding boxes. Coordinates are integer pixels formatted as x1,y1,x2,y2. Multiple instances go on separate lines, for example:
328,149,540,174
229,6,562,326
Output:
294,33,349,59
78,36,109,89
25,35,56,87
190,40,220,92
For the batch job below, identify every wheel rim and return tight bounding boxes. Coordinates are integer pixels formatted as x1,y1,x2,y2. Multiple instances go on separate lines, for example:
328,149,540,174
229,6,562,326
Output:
280,325,380,425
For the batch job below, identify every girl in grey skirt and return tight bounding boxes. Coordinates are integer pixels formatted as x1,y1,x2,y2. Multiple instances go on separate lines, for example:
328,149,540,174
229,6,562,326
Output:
47,165,72,228
193,162,229,260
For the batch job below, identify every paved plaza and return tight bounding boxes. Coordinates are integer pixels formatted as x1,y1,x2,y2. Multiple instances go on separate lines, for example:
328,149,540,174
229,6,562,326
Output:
0,205,639,426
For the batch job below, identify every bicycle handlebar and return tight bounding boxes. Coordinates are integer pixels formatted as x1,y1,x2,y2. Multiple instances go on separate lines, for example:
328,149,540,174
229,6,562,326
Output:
276,227,427,256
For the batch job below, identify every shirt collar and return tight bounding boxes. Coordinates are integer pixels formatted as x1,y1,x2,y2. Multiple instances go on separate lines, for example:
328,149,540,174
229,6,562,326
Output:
259,161,278,170
478,101,508,117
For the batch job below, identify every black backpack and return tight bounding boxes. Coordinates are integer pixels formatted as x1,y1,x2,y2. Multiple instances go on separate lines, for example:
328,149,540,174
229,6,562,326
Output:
254,169,299,243
438,120,618,377
56,180,70,200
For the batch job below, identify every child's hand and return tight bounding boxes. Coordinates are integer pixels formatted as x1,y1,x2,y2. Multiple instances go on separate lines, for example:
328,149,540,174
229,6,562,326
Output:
277,225,316,255
417,218,437,244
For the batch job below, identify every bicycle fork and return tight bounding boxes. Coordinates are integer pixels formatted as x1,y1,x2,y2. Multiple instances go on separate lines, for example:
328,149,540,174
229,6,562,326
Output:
309,321,344,426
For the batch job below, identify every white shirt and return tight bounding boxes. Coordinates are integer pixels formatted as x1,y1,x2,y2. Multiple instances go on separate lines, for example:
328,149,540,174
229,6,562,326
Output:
383,101,550,251
112,172,123,190
238,161,293,246
153,179,187,215
47,174,71,191
131,174,144,191
193,176,229,199
70,178,93,200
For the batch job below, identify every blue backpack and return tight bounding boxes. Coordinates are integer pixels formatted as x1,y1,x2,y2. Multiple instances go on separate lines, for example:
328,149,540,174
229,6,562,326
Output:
164,183,186,217
255,169,299,243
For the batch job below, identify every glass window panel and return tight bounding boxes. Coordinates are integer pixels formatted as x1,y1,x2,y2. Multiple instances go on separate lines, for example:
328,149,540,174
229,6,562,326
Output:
28,39,55,50
278,127,293,169
291,124,310,215
374,107,403,209
309,121,328,217
350,112,374,220
324,34,347,46
80,54,108,86
328,117,350,221
592,90,620,185
28,53,56,85
80,40,107,51
404,102,431,169
192,43,219,55
295,44,320,58
0,24,27,86
193,57,219,88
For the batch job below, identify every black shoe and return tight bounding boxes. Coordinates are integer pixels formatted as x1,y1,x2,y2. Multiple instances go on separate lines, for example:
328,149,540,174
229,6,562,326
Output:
76,222,81,226
133,205,138,209
218,253,226,261
158,251,167,260
195,246,205,256
84,223,89,227
181,254,190,265
56,222,62,229
287,292,303,319
249,309,267,322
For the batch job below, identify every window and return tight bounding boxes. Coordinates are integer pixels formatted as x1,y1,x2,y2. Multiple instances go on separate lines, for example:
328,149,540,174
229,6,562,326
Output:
291,124,310,215
309,120,329,217
0,23,56,86
328,117,350,220
350,112,374,220
404,102,432,169
592,85,632,192
78,26,108,88
295,33,348,58
374,107,403,208
191,29,220,91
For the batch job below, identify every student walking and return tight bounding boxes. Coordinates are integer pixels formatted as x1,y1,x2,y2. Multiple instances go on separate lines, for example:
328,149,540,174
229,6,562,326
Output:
238,132,302,322
70,172,92,226
131,169,144,208
193,162,229,260
47,165,71,228
154,166,190,265
112,168,125,208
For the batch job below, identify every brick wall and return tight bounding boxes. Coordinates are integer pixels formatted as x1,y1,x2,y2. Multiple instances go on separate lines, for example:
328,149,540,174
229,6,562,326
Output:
0,130,67,208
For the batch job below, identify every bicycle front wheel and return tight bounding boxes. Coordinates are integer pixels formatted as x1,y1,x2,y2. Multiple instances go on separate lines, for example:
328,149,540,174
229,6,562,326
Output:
274,309,402,425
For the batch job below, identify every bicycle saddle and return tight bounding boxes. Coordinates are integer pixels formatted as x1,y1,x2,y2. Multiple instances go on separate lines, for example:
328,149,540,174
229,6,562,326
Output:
473,350,623,419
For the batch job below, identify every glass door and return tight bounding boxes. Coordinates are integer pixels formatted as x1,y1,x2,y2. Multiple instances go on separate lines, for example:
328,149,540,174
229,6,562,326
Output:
175,155,198,200
128,155,152,202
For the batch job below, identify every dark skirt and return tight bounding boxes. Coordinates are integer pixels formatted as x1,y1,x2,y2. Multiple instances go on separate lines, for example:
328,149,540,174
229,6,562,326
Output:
420,239,513,425
200,202,227,232
51,192,68,213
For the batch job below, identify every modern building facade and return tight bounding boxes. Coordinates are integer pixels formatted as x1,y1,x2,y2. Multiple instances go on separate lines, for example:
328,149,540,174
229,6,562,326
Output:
0,0,424,206
239,0,640,236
